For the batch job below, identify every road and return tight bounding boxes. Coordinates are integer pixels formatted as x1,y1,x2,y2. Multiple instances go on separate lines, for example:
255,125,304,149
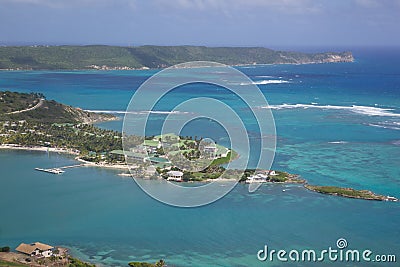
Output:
6,98,44,115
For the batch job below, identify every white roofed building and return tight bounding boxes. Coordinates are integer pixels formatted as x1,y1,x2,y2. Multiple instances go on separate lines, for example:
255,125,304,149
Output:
167,170,184,181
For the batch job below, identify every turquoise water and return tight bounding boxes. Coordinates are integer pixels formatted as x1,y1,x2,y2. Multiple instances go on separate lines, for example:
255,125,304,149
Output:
0,48,399,266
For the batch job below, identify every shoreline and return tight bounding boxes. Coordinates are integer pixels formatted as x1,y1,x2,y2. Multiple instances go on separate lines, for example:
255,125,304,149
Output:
0,144,397,202
0,144,80,155
0,144,129,170
0,60,354,72
75,157,129,170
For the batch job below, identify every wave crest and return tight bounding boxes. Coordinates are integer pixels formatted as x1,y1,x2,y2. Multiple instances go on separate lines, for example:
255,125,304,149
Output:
264,103,400,117
85,110,190,115
240,79,290,85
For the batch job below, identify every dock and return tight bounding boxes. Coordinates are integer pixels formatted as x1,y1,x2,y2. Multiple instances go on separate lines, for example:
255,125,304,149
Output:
34,164,87,174
35,168,65,174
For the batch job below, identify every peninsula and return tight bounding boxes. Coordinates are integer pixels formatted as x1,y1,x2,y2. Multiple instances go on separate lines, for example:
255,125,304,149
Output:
0,91,397,202
0,45,354,70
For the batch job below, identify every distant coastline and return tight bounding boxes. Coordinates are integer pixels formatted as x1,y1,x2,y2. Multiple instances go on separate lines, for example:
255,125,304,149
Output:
0,60,354,72
0,45,354,71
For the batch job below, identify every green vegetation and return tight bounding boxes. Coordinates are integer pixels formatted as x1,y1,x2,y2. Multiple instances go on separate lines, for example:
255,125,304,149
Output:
0,260,28,267
0,247,10,253
0,45,354,70
128,259,166,267
68,256,96,267
1,122,122,157
0,91,44,114
210,150,237,166
269,171,290,182
0,91,115,124
304,185,392,201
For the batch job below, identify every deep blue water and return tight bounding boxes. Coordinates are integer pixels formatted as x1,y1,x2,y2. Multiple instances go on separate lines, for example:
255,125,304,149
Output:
0,48,399,266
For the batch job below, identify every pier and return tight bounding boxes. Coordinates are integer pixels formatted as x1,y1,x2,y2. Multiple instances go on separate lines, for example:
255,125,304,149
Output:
34,164,88,174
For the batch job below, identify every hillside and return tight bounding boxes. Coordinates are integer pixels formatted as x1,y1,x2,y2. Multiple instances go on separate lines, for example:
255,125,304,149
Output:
0,91,116,123
0,45,354,70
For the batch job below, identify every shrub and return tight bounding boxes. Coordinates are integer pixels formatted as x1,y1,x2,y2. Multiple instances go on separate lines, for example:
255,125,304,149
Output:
0,246,10,252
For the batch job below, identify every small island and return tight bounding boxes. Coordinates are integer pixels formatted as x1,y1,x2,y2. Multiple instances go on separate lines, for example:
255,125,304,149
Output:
304,185,398,202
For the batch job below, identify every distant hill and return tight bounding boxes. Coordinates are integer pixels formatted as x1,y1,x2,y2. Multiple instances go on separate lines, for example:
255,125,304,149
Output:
0,91,115,123
0,45,354,70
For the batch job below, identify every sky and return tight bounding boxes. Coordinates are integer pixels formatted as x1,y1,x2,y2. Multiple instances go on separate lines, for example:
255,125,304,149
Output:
0,0,399,48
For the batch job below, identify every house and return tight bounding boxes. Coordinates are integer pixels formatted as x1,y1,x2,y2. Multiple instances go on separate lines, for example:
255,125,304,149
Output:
16,242,54,258
145,165,157,176
245,173,269,183
203,145,218,159
245,170,279,183
167,170,184,182
257,170,277,176
110,150,148,162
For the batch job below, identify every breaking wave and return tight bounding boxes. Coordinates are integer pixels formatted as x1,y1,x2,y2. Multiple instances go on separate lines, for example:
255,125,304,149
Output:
85,110,190,115
328,141,349,144
240,79,290,85
264,103,400,117
368,124,400,130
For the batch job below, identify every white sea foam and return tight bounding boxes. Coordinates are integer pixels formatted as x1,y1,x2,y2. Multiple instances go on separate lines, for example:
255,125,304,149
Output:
264,103,400,117
328,141,348,144
85,110,128,114
368,124,400,130
391,140,400,145
240,79,290,85
85,110,189,115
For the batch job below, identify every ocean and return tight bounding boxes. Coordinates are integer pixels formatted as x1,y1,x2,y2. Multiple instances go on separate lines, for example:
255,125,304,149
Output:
0,48,399,266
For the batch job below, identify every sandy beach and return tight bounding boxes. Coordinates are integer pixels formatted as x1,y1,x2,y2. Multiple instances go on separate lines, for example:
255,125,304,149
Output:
0,144,80,155
75,157,129,170
0,144,130,170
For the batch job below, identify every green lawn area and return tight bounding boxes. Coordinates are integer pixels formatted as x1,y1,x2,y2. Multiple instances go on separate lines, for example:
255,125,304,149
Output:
216,144,229,155
143,140,159,147
210,150,238,166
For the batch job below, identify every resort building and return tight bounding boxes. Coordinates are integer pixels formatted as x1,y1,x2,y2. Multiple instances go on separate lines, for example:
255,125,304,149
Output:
16,242,54,258
245,173,269,183
109,150,148,162
203,146,217,153
167,170,184,181
245,170,278,183
202,145,218,159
